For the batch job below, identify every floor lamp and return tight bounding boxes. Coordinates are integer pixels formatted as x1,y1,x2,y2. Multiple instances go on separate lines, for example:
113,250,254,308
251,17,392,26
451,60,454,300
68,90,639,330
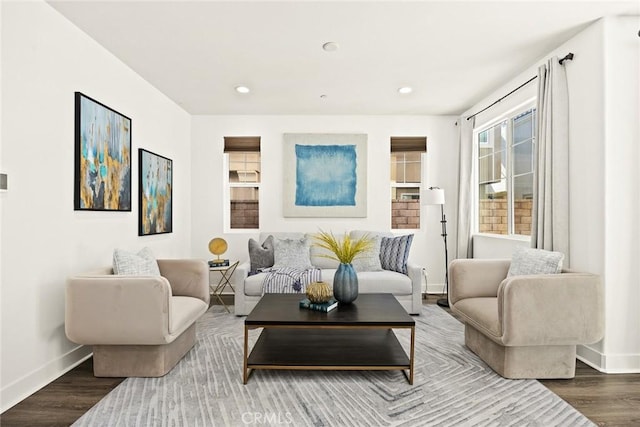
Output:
422,187,449,308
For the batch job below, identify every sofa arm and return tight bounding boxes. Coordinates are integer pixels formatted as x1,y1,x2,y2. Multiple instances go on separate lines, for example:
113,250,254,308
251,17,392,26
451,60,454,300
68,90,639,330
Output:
158,259,210,305
498,272,604,346
66,275,172,345
234,262,251,294
449,259,510,304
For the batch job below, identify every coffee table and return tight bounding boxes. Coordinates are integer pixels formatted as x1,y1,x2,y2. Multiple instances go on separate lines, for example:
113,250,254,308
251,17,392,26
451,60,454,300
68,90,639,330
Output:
243,293,415,384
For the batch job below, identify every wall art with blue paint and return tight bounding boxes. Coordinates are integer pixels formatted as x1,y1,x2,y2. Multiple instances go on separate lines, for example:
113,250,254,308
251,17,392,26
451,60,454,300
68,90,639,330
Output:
283,133,367,217
74,92,132,211
139,149,173,236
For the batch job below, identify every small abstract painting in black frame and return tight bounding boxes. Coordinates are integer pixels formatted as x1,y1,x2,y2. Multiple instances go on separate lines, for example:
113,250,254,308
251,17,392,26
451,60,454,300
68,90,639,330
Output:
139,149,173,236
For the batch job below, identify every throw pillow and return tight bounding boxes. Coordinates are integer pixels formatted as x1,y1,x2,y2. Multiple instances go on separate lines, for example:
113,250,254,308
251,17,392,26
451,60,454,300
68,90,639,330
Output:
113,247,161,276
351,235,383,272
248,235,275,274
379,234,414,274
507,246,564,277
307,232,341,269
272,237,313,270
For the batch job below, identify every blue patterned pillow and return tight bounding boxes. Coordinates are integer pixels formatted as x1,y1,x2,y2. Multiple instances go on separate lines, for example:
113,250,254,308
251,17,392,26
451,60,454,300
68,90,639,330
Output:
379,234,414,274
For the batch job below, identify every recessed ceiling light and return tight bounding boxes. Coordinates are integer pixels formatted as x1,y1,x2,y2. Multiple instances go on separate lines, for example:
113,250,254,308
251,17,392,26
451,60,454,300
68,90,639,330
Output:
235,85,250,94
398,87,413,94
322,42,339,52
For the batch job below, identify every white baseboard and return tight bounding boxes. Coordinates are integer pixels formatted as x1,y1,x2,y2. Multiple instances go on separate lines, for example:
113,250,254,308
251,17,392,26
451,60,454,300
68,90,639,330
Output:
577,344,640,374
425,283,446,295
1,345,92,413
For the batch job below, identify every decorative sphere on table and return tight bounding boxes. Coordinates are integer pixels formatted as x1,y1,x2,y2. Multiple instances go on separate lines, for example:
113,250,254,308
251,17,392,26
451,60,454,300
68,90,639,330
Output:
306,281,333,303
208,237,228,261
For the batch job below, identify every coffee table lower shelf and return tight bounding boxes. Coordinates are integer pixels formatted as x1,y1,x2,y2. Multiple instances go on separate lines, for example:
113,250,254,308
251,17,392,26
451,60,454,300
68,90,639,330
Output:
244,328,413,384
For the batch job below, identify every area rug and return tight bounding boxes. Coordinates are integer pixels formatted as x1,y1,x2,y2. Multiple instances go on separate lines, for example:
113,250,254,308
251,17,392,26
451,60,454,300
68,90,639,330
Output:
73,305,594,426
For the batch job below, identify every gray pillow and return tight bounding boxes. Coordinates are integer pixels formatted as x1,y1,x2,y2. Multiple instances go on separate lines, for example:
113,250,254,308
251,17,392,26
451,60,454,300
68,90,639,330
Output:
113,247,161,276
351,235,383,272
272,237,313,270
248,235,274,273
507,246,564,277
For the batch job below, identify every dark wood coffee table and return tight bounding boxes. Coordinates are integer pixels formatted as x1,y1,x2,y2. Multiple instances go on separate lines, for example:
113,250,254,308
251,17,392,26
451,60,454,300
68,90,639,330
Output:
243,293,415,384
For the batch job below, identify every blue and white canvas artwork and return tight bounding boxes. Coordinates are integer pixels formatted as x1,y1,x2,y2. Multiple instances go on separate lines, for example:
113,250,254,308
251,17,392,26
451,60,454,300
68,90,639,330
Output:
283,133,367,217
295,144,357,207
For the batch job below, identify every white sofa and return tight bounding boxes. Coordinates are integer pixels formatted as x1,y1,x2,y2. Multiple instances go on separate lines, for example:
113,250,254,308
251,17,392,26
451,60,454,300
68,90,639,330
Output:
234,232,422,315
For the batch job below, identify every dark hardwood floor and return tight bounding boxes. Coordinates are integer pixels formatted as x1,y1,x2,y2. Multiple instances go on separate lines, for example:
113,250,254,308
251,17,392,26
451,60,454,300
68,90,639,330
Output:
1,295,639,426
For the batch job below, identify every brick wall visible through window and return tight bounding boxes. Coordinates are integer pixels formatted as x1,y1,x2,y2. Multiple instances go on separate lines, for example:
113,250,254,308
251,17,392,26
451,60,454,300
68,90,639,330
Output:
477,108,535,236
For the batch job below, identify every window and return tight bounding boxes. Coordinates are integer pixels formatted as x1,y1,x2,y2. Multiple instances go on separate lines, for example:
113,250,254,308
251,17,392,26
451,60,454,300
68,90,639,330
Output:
477,108,535,236
224,137,260,229
390,137,426,229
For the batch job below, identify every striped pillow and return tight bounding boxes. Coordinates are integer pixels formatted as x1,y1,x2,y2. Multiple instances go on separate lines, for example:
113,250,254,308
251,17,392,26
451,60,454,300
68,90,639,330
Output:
379,234,414,274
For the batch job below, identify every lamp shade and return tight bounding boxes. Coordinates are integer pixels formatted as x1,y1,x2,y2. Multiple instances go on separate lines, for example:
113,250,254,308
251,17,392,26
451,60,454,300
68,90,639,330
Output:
421,188,445,206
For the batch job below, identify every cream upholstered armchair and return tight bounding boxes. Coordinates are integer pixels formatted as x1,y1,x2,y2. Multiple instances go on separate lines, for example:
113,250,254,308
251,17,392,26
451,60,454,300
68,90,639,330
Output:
449,258,604,379
66,259,210,377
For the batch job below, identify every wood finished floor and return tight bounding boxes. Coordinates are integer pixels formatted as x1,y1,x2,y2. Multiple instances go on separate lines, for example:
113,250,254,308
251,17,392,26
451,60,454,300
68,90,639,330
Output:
1,295,639,426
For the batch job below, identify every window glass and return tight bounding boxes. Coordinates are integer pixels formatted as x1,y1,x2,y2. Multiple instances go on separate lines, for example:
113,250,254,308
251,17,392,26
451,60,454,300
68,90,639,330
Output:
477,108,535,236
227,150,260,229
391,150,423,229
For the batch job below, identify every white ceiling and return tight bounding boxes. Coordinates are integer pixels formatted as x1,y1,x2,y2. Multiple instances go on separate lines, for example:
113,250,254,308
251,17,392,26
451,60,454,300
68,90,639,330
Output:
48,1,639,116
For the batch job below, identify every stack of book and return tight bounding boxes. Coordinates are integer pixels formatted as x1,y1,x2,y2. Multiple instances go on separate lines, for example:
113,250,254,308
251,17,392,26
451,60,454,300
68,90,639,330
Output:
209,259,230,267
299,298,338,312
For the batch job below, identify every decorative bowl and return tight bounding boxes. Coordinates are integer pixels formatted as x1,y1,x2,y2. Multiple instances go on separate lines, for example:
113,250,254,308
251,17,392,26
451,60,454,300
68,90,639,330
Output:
306,281,333,303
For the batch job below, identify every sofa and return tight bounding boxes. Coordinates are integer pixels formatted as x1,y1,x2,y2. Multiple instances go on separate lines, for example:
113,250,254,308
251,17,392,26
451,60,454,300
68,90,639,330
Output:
66,258,210,377
449,257,604,379
234,231,423,316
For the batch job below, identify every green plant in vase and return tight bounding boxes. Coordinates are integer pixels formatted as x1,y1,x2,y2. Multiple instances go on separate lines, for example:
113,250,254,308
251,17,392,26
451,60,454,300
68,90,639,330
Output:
312,230,373,304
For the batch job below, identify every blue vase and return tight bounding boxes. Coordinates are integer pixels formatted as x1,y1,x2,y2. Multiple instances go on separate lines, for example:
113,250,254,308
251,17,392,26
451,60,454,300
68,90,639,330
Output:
333,263,358,304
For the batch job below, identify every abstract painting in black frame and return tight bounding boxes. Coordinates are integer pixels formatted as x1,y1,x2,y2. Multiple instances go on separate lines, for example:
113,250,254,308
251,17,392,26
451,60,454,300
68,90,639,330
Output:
139,148,173,236
74,92,132,211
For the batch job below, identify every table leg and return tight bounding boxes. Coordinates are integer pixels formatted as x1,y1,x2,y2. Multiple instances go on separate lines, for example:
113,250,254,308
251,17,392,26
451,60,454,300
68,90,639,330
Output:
243,325,249,384
409,326,415,385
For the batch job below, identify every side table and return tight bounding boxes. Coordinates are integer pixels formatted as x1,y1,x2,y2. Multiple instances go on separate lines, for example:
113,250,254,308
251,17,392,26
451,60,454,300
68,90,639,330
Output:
209,261,239,313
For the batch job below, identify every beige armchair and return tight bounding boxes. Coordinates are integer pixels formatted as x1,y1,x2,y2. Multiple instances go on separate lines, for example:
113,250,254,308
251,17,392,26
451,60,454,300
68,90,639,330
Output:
66,259,210,377
449,259,604,379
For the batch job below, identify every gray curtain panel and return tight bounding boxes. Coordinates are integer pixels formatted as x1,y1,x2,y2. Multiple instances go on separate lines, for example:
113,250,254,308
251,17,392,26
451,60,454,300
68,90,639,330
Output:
532,57,570,265
456,116,475,259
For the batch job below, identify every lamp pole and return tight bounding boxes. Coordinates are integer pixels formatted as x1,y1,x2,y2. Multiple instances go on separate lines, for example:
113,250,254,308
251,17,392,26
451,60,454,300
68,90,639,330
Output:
436,203,449,308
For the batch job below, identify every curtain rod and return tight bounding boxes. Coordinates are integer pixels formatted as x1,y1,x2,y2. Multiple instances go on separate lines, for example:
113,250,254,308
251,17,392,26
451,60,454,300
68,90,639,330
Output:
466,52,574,121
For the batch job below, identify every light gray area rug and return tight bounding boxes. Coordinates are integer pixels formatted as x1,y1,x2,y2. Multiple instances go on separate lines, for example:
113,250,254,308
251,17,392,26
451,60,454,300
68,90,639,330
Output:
73,305,594,427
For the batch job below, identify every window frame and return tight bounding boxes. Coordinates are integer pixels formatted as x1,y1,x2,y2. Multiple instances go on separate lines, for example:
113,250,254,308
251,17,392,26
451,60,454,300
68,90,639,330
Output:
390,151,425,231
473,101,536,238
224,150,261,232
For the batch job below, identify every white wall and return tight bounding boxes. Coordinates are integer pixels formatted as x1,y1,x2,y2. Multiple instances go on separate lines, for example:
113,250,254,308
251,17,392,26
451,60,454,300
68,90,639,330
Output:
601,16,640,372
0,1,192,411
473,234,529,259
465,17,640,373
0,0,4,410
190,115,458,293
